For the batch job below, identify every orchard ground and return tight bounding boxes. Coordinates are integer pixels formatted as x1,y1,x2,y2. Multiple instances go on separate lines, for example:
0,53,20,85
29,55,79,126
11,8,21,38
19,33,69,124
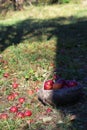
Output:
0,3,87,130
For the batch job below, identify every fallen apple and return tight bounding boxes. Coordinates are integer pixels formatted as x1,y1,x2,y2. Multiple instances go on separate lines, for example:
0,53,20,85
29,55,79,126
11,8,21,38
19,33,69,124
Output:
12,92,19,98
24,110,32,117
18,97,25,104
44,79,54,90
35,87,39,92
10,106,18,113
0,113,8,120
16,112,25,118
12,83,19,89
46,108,52,113
27,90,34,95
3,73,9,78
7,94,15,101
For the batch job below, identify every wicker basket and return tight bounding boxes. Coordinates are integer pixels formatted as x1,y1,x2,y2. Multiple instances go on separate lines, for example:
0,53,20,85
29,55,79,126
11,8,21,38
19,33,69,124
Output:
37,83,83,106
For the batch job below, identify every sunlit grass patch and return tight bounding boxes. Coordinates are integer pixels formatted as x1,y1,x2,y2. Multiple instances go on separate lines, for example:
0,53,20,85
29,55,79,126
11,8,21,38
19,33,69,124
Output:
0,2,87,130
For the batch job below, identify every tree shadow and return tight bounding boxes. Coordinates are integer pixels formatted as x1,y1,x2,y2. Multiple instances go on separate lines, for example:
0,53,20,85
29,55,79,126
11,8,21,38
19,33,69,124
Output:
0,16,87,80
0,15,87,129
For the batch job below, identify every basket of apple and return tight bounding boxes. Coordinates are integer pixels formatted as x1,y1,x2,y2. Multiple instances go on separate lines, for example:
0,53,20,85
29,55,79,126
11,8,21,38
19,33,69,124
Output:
37,74,83,106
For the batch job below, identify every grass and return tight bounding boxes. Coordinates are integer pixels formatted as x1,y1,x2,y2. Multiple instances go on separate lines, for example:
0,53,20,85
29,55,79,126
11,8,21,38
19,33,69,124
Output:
0,3,87,130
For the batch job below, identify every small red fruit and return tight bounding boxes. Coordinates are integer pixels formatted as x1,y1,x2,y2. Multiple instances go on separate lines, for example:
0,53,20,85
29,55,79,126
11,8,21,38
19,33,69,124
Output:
53,79,65,90
3,73,9,78
12,83,19,89
46,108,52,113
10,106,18,113
24,110,32,117
27,90,34,95
12,92,19,98
16,112,25,118
44,79,54,90
66,80,78,87
18,97,25,104
7,94,15,101
35,87,39,92
0,113,8,120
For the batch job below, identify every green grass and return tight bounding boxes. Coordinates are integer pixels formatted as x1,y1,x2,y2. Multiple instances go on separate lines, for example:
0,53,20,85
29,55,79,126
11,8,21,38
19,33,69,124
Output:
0,3,87,130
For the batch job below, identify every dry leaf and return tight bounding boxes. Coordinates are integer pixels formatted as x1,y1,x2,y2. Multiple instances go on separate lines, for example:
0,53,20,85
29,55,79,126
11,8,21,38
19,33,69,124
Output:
70,115,76,121
42,116,52,122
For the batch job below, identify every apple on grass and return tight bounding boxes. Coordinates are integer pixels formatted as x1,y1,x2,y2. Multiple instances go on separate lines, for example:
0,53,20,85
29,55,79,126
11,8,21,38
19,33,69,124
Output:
24,110,32,117
46,108,52,113
12,83,19,89
12,92,19,98
10,106,18,113
44,79,54,90
3,73,9,78
0,113,8,120
7,92,19,101
16,112,25,118
18,97,25,104
27,90,34,95
7,94,15,101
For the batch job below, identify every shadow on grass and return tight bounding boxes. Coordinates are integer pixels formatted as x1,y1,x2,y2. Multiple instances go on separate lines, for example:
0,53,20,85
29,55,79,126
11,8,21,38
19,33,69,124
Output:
0,16,87,79
0,16,87,130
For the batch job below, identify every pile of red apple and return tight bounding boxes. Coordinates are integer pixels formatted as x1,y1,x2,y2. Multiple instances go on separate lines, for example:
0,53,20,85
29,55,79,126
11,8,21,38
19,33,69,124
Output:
44,74,78,90
0,74,33,120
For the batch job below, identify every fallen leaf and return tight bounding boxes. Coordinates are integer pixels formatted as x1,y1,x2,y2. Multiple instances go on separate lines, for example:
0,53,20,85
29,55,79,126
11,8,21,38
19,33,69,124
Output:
70,115,76,121
58,120,63,124
42,116,52,122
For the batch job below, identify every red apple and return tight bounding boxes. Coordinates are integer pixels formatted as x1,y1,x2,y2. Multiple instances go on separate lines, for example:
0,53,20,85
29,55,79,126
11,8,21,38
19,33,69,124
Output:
27,90,34,95
66,80,78,87
12,92,19,98
44,79,54,90
24,110,32,117
0,113,8,120
7,94,15,101
12,83,19,89
53,79,65,89
18,97,25,104
16,112,25,118
46,108,52,113
35,87,39,92
3,73,9,78
10,106,18,113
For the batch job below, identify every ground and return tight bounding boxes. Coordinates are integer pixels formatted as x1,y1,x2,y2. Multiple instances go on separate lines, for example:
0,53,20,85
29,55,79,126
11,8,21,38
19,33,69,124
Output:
0,3,87,130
